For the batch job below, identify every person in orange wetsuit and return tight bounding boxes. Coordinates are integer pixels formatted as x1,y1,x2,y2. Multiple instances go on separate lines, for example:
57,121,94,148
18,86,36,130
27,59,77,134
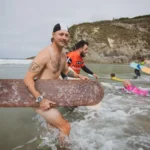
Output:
66,40,98,79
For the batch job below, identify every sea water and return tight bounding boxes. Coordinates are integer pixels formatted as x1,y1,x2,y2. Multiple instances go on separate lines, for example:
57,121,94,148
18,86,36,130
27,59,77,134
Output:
0,59,150,150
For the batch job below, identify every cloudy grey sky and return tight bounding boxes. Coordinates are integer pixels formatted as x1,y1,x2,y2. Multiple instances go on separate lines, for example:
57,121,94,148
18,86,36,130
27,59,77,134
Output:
0,0,150,58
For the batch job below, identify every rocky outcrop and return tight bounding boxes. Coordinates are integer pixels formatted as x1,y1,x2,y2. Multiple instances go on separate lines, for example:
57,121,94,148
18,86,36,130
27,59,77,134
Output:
67,15,150,63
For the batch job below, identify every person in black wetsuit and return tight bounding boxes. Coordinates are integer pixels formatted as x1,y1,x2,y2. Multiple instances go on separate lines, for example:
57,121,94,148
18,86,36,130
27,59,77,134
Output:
134,57,145,79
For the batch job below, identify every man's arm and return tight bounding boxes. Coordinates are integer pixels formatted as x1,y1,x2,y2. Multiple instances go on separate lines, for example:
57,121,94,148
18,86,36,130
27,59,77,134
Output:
81,65,98,79
61,72,68,80
62,61,80,78
24,54,46,99
81,65,93,74
62,61,89,80
24,52,55,110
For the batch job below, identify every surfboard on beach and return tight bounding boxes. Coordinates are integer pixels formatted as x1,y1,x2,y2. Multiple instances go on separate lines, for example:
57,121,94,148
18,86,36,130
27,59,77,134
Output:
130,62,150,75
0,79,104,107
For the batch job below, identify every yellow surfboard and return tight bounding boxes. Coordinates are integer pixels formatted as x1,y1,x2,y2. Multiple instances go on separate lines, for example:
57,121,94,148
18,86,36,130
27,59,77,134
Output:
141,67,150,74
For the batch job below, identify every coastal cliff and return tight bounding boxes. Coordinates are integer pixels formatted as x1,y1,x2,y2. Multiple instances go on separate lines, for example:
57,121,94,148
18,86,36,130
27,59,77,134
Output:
67,15,150,63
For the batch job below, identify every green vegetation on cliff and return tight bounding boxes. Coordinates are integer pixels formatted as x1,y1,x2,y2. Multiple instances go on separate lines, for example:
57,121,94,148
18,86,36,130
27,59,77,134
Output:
68,15,150,63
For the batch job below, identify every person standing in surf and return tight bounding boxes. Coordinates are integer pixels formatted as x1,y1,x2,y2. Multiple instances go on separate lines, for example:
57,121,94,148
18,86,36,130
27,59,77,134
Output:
66,40,99,79
134,57,145,79
24,23,88,146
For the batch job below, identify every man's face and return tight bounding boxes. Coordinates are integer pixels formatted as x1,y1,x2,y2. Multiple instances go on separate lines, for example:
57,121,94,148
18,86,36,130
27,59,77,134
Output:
80,44,88,57
53,30,69,48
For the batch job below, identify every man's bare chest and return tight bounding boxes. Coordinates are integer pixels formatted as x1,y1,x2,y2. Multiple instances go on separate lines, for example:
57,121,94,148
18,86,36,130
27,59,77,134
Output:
47,56,65,73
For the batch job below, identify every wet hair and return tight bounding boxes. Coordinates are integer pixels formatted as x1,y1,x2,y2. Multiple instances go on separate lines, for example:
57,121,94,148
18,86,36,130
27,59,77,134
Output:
74,40,89,50
110,73,115,77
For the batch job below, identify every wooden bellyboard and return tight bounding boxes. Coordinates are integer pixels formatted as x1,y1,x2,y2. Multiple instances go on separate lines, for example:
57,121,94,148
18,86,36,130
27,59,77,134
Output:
0,79,104,107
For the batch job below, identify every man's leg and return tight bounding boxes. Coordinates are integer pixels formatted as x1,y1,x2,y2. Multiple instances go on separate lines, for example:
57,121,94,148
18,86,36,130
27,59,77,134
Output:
35,108,71,136
134,69,141,78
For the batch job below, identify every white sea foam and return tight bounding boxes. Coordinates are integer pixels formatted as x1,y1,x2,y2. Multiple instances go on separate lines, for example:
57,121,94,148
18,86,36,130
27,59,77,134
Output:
0,59,32,64
1,63,150,150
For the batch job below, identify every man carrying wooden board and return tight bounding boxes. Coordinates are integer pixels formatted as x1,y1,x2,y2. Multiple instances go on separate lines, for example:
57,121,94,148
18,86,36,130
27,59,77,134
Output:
24,23,88,146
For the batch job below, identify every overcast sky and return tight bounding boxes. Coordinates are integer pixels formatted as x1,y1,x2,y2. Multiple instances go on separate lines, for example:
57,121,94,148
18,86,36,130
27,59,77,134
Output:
0,0,150,58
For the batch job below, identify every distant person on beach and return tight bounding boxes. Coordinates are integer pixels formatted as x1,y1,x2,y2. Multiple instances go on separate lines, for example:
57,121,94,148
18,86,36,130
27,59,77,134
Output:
24,23,88,146
110,73,124,82
66,40,98,79
122,80,149,96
